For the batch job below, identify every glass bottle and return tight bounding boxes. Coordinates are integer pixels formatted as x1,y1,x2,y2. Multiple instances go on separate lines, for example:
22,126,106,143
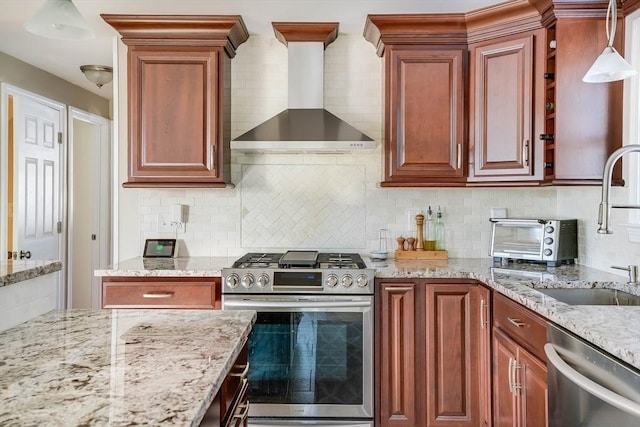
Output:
435,206,445,251
425,206,435,250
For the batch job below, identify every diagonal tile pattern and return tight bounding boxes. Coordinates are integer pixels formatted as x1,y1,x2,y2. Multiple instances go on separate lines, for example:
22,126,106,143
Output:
241,164,366,248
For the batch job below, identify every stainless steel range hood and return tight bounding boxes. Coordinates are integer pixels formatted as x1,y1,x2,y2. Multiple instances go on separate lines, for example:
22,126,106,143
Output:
231,23,375,152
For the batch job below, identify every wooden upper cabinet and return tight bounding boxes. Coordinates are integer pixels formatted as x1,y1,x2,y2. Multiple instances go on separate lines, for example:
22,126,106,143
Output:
364,15,468,187
101,15,249,188
385,47,466,185
552,17,623,184
365,1,627,187
469,32,544,181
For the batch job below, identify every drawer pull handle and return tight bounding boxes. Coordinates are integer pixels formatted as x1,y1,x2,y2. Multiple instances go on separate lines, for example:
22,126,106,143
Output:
507,317,526,328
233,401,250,421
230,363,250,379
142,292,175,299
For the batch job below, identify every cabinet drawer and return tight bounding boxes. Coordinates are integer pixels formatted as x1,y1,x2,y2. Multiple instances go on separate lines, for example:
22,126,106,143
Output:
493,293,547,361
102,278,219,309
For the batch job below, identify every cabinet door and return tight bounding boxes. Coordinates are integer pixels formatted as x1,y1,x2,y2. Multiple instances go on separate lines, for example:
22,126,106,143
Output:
424,283,488,426
377,282,418,427
519,347,548,427
126,46,227,186
493,328,519,427
470,35,534,179
383,47,466,185
553,18,623,183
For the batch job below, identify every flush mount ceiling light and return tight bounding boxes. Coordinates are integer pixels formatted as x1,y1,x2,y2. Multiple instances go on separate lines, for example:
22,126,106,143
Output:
583,0,637,83
80,65,113,88
24,0,94,40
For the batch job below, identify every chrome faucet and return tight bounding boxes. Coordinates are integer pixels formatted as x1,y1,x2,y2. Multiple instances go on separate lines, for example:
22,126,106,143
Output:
598,144,640,234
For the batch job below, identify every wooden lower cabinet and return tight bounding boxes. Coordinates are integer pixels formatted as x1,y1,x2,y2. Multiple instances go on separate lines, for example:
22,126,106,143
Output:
101,277,221,309
376,279,491,427
492,294,548,427
201,343,250,426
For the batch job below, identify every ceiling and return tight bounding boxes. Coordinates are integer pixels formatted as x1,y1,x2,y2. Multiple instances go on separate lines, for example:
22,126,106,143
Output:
0,0,503,99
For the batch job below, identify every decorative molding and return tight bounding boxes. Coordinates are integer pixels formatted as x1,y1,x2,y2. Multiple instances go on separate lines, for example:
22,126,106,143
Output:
271,22,339,49
363,0,635,55
100,15,249,58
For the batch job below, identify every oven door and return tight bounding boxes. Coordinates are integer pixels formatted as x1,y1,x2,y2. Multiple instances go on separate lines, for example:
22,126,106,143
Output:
223,294,373,421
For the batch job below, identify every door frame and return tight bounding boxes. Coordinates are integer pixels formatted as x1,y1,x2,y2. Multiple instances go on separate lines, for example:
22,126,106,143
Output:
0,83,66,306
67,107,112,309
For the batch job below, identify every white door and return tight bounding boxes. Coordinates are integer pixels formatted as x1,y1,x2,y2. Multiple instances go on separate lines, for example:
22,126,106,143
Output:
11,91,64,261
68,107,111,309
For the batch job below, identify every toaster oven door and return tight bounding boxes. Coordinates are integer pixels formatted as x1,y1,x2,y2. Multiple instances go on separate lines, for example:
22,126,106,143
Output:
490,219,545,260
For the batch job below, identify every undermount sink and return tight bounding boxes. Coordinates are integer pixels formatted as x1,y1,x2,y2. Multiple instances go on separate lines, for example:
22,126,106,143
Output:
536,288,640,306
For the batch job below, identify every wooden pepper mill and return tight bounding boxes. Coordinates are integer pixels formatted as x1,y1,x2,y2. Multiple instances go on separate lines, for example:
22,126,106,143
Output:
415,213,425,251
396,237,406,251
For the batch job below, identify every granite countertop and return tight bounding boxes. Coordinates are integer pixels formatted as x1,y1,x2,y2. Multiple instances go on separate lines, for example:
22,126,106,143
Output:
0,259,62,287
94,257,234,277
94,256,640,371
370,257,640,371
0,309,256,426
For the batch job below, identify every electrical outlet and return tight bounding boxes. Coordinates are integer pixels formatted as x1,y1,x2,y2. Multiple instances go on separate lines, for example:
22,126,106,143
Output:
157,214,186,234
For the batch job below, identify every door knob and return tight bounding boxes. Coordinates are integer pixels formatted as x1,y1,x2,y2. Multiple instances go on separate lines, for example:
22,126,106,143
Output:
19,250,31,260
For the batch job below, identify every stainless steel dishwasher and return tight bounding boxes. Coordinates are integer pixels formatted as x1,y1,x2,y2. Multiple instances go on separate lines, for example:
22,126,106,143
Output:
545,323,640,426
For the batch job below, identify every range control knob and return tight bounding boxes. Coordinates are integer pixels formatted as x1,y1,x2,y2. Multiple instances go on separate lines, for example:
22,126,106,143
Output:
545,226,555,233
326,274,338,287
342,274,353,288
256,274,269,288
241,274,255,289
356,274,369,288
544,237,554,245
544,249,553,256
225,274,239,289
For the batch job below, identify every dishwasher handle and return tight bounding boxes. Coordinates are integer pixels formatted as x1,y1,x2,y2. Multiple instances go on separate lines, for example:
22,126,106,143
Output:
544,343,640,418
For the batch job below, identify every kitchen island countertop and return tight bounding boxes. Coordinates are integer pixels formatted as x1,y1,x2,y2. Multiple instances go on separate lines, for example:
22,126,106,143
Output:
0,309,256,426
371,257,640,371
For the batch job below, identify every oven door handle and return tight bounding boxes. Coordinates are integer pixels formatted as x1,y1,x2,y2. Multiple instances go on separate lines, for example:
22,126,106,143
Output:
544,343,640,417
223,300,372,309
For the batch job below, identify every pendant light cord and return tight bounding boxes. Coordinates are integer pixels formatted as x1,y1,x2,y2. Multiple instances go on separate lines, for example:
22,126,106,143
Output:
606,0,617,48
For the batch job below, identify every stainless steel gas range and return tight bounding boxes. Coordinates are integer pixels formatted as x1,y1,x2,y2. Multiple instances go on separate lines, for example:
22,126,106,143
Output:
222,251,374,427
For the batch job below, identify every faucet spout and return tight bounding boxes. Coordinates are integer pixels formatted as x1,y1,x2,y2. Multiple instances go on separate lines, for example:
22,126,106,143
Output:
598,144,640,233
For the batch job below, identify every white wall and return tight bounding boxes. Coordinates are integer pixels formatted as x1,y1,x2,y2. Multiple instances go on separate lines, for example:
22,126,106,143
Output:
115,34,639,278
0,273,58,331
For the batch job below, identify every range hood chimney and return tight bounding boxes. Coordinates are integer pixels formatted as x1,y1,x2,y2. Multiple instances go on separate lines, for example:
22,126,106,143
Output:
231,22,375,152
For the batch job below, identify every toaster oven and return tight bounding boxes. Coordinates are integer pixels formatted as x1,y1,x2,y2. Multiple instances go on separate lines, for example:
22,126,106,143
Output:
489,219,578,266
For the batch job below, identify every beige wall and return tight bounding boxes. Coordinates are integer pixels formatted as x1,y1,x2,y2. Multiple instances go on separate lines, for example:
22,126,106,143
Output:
0,51,110,119
71,119,95,309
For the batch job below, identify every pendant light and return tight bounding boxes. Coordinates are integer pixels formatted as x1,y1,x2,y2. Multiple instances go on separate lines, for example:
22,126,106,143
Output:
583,0,637,83
24,0,94,40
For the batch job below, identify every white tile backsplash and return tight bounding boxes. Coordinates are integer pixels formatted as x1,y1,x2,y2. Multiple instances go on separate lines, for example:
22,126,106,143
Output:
240,164,366,248
133,34,640,277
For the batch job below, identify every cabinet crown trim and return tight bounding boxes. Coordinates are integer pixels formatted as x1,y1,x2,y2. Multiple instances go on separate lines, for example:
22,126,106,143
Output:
272,22,339,49
101,14,249,57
